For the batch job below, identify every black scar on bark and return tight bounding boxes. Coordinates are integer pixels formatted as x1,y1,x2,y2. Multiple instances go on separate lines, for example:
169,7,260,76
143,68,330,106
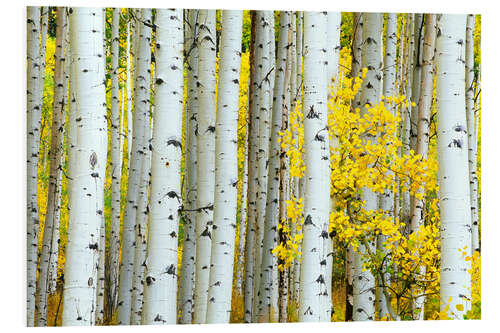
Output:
89,243,98,250
206,125,215,133
448,139,463,149
169,231,177,238
165,264,176,275
320,230,329,238
200,227,211,239
145,276,155,286
314,134,325,142
304,215,313,225
167,139,182,149
306,105,319,119
166,191,181,201
155,78,164,85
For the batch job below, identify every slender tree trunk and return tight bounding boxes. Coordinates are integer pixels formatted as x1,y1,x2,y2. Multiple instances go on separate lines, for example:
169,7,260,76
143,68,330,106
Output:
62,7,107,326
141,8,184,325
252,11,274,322
126,19,133,163
409,13,436,320
109,8,121,315
35,8,67,326
179,9,199,324
205,10,243,324
117,9,152,325
345,12,363,322
376,12,397,321
465,14,479,253
436,13,472,319
352,13,382,322
410,14,424,152
257,11,289,323
26,7,42,325
193,9,217,324
298,11,330,323
130,111,152,324
95,214,106,324
243,11,258,322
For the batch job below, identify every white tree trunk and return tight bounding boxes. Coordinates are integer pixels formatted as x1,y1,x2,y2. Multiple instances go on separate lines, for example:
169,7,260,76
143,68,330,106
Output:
298,11,330,323
465,14,479,253
252,11,274,322
141,8,184,325
26,7,42,325
179,8,199,324
409,13,437,320
117,9,152,325
62,7,107,326
257,11,289,323
410,14,424,152
205,10,243,323
244,12,259,322
193,9,216,324
126,20,133,163
109,8,121,314
95,213,106,324
376,12,397,321
130,112,152,325
35,8,67,326
353,13,382,322
436,14,472,319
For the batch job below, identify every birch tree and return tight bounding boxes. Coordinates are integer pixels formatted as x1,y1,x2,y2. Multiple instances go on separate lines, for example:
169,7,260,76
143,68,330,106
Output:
352,13,382,322
35,8,67,326
252,11,273,321
376,12,397,321
409,13,436,320
109,8,121,312
298,11,330,323
435,13,472,319
205,10,243,323
62,7,107,326
465,14,479,253
179,8,199,324
193,9,217,324
257,11,289,323
117,9,152,324
26,7,42,325
141,8,184,325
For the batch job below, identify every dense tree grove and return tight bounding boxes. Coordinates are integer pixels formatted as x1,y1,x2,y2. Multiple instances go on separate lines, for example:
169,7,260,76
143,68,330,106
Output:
27,7,481,326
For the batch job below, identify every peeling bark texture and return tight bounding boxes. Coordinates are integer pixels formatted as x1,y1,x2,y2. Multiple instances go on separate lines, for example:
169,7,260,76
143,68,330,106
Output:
109,8,121,315
35,8,67,326
141,9,183,325
257,11,290,323
26,7,42,326
252,11,274,322
376,12,397,321
206,10,243,324
298,11,331,323
436,14,472,319
353,13,382,322
62,7,107,326
409,13,436,320
243,11,258,323
117,8,152,325
179,8,198,324
465,14,479,253
193,9,216,324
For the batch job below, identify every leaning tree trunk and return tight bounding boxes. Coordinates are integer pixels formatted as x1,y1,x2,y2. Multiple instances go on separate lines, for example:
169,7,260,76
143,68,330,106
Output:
179,8,199,324
352,13,381,322
26,7,42,326
117,8,152,325
465,14,479,253
193,9,217,324
141,9,184,325
257,11,289,323
108,8,121,314
298,11,331,323
205,10,243,324
436,13,472,319
34,7,67,326
409,13,436,320
252,11,273,322
376,12,397,321
62,7,107,326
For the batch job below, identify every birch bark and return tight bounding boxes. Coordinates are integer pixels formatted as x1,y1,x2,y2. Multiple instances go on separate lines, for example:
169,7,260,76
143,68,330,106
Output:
62,7,107,326
436,13,472,319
